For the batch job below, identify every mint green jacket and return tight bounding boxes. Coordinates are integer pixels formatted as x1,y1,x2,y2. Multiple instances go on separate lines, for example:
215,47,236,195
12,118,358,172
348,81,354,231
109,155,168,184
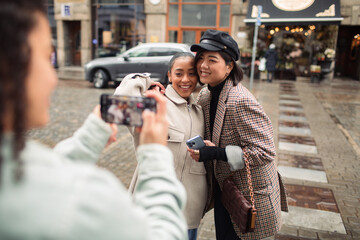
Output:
0,114,188,240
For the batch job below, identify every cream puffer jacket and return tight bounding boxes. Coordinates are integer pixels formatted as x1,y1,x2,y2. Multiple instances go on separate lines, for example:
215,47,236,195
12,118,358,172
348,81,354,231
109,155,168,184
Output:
114,73,207,229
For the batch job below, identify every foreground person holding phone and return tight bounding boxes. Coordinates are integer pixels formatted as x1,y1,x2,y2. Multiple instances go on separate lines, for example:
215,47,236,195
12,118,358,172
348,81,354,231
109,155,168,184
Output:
0,1,187,239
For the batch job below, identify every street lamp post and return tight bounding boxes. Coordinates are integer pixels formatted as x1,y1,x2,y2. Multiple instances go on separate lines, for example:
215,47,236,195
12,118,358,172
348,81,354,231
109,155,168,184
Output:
250,5,262,91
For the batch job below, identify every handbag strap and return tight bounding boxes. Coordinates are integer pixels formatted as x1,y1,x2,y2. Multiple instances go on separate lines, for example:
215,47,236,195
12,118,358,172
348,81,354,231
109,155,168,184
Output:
243,151,256,210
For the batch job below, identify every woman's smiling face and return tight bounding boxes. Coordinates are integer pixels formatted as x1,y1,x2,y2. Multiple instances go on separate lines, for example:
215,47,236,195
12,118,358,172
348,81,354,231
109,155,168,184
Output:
196,51,233,87
168,56,198,99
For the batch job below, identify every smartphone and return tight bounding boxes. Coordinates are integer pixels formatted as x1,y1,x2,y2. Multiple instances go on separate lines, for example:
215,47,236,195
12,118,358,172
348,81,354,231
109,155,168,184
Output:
100,94,156,127
186,135,206,150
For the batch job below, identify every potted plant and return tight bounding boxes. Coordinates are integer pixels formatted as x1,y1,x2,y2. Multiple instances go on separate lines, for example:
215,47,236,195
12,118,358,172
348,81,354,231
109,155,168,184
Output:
241,48,252,58
320,48,335,69
316,52,325,61
324,48,335,60
240,48,252,67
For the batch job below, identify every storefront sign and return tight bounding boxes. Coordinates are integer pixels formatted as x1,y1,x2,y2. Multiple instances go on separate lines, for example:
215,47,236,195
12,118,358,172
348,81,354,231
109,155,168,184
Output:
150,0,160,5
237,32,246,38
150,35,159,43
61,4,71,17
56,0,84,3
315,4,335,17
244,0,343,24
272,0,314,12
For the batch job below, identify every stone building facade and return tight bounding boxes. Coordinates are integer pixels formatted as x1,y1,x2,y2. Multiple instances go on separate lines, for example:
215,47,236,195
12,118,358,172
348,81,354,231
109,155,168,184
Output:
48,0,360,80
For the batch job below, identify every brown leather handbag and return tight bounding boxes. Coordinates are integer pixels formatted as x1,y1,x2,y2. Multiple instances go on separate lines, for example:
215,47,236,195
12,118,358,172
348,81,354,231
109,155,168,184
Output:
221,151,256,234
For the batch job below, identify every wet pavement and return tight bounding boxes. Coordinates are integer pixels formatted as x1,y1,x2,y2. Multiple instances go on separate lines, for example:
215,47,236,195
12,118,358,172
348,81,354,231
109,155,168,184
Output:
28,76,360,239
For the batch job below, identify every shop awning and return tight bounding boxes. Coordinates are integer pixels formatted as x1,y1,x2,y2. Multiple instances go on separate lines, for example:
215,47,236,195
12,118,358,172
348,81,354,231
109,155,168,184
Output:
244,0,343,25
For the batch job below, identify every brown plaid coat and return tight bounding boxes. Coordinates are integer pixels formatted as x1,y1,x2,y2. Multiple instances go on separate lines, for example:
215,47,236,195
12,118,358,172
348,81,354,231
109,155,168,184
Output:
197,79,288,240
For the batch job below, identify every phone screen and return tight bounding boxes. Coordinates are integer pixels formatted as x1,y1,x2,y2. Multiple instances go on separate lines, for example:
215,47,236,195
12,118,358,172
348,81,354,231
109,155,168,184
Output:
100,94,156,126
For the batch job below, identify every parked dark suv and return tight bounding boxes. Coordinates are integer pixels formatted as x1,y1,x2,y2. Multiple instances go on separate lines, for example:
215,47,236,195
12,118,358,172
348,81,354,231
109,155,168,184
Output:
85,42,192,88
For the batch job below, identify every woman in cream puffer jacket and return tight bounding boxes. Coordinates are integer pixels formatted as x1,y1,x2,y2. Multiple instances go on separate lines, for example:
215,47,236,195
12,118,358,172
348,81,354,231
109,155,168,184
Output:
114,53,207,239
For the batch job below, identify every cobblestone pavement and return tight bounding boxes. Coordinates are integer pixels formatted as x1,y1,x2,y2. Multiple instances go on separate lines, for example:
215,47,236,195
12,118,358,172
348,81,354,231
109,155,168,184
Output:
28,76,360,240
197,76,360,240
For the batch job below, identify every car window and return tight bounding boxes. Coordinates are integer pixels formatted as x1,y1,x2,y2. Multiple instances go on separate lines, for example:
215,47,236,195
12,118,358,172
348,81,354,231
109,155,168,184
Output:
127,47,150,57
147,47,183,57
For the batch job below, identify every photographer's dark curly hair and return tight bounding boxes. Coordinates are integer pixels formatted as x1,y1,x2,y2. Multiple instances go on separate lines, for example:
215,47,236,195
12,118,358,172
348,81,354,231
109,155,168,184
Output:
0,0,46,184
194,49,244,86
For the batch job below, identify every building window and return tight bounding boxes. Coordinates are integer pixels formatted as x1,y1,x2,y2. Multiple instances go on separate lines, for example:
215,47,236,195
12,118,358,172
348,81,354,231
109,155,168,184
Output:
92,0,145,58
167,0,231,43
168,30,178,42
169,5,179,26
181,5,216,27
220,5,230,27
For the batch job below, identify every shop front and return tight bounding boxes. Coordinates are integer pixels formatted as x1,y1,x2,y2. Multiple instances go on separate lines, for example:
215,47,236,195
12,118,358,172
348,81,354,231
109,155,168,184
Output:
53,0,145,79
244,0,343,81
54,0,93,79
336,26,360,80
91,0,146,58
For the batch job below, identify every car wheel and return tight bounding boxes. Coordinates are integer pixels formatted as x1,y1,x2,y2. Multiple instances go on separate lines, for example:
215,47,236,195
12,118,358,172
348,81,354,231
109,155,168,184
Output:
92,69,108,88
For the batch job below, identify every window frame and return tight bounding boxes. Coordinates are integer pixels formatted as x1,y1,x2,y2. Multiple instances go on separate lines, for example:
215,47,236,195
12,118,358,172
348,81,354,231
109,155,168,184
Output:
166,0,232,43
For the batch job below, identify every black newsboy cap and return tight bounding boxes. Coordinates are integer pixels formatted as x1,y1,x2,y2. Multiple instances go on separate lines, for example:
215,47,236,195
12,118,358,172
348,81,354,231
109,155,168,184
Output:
191,30,240,61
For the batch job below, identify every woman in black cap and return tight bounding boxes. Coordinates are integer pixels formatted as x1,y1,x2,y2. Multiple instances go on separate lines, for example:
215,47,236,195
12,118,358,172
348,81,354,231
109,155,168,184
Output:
188,30,288,239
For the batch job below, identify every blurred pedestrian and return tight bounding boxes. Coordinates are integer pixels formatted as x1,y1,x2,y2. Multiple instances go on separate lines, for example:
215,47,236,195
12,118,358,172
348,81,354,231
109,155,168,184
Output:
264,43,278,82
114,52,206,240
188,30,288,240
288,42,303,77
0,1,188,239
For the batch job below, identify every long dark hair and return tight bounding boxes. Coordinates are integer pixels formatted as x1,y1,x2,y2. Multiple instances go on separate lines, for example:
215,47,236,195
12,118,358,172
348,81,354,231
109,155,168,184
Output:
0,0,46,183
194,49,243,86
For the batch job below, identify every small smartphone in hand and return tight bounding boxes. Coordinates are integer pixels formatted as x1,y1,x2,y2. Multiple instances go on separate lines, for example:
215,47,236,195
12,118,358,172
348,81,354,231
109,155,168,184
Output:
100,94,156,127
186,135,206,150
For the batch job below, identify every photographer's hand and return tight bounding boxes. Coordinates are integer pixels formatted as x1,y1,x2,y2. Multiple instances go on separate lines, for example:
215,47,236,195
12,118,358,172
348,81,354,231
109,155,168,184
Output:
148,81,166,94
92,105,118,147
187,140,215,161
139,91,168,146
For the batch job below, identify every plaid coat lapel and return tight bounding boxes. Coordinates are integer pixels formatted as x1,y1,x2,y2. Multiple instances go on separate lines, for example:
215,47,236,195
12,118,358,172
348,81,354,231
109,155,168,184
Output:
201,94,211,142
198,79,233,145
211,80,232,146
